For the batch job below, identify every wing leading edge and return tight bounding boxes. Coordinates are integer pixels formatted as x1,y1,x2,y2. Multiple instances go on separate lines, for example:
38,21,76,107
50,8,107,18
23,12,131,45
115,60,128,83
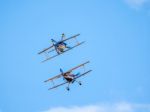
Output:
44,61,90,83
41,41,85,63
48,70,92,90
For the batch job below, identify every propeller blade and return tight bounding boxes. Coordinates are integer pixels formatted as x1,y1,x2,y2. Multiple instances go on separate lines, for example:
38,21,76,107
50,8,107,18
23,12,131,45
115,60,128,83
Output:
60,68,64,74
51,39,57,43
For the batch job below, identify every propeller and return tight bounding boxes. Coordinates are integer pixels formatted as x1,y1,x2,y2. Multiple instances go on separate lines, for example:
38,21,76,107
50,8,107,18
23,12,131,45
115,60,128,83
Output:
60,68,65,80
51,39,59,54
51,39,57,44
60,68,64,75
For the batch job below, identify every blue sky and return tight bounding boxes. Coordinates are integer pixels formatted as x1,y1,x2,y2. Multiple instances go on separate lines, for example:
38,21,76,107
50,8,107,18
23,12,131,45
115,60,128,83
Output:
0,0,150,112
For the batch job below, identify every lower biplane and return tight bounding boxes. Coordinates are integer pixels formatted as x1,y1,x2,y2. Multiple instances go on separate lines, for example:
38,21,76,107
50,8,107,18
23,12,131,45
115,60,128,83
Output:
38,33,85,63
44,61,92,91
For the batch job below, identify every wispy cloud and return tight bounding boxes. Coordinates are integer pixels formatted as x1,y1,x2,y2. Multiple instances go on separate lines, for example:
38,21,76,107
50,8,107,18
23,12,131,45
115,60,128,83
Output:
42,102,150,112
124,0,150,9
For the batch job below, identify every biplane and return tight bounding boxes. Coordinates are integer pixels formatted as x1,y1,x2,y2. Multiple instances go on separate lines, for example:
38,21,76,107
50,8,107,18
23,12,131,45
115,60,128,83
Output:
44,61,92,91
38,33,85,62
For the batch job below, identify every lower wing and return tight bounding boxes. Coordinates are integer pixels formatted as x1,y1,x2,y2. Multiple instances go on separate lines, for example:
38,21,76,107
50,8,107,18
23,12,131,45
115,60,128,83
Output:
38,45,54,54
48,70,92,90
41,41,85,63
48,82,68,90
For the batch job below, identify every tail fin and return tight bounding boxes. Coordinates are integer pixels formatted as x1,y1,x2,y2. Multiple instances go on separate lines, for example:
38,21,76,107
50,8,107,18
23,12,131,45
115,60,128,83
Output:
61,33,65,40
51,39,57,44
60,68,65,80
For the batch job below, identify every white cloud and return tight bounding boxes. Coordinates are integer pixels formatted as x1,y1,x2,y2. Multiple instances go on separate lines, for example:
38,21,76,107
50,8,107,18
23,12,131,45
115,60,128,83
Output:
42,102,150,112
43,105,101,112
124,0,150,9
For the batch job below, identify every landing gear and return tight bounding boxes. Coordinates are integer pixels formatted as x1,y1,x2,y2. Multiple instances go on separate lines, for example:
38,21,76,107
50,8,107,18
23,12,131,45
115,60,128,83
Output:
78,81,82,85
73,80,82,85
66,83,70,91
66,87,70,91
72,80,75,84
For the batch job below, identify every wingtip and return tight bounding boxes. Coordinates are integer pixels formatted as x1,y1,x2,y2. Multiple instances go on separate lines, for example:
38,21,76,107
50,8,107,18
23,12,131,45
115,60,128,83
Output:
41,59,48,63
40,61,43,63
89,69,92,72
85,61,90,64
81,41,86,44
48,87,53,90
75,33,80,36
38,52,41,55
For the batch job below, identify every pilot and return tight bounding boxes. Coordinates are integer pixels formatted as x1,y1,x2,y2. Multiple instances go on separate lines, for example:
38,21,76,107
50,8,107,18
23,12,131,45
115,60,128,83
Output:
63,72,75,82
56,33,70,53
57,43,66,53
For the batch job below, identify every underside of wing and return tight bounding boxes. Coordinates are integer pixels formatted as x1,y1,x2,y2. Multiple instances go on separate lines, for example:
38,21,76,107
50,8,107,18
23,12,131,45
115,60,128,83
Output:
38,45,54,54
48,82,68,90
67,60,90,72
38,34,80,54
41,41,85,63
48,70,92,90
41,53,60,63
44,74,62,83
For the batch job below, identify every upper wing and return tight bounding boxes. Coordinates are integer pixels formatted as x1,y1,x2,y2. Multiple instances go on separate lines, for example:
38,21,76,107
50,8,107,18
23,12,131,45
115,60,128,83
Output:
75,70,92,79
67,61,90,72
44,61,90,82
38,34,80,54
61,34,80,43
44,74,62,83
48,70,92,90
38,45,54,54
41,41,85,63
48,82,68,90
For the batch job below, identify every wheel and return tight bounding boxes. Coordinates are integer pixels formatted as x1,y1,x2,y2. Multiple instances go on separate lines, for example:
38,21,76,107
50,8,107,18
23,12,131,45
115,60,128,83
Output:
66,87,70,91
79,81,82,85
72,80,75,83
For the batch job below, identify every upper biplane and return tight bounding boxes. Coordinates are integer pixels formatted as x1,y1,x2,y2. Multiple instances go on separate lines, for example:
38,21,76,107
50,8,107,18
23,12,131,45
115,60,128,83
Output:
44,61,92,91
38,33,85,62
